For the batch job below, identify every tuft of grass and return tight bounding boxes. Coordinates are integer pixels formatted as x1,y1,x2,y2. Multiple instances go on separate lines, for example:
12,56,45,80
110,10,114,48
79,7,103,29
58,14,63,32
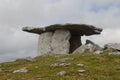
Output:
0,51,120,80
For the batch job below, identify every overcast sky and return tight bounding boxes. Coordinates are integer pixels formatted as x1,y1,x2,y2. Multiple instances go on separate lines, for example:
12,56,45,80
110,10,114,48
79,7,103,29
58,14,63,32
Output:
0,0,120,62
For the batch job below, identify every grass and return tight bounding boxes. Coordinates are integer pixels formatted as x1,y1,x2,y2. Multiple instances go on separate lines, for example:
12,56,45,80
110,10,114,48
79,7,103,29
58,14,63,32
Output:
0,51,120,80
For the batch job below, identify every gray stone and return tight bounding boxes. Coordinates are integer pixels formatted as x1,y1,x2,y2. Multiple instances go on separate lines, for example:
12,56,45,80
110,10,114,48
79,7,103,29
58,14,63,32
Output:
50,63,71,67
57,58,74,62
76,64,84,67
104,43,120,51
109,52,120,56
73,45,86,54
13,67,28,73
51,30,71,54
50,63,59,67
59,63,71,67
86,40,103,51
38,32,53,56
94,50,103,54
78,70,86,73
57,71,67,76
22,24,102,36
73,40,103,54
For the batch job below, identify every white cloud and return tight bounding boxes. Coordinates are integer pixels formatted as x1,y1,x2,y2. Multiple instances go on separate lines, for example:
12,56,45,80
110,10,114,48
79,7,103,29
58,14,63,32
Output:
0,0,120,62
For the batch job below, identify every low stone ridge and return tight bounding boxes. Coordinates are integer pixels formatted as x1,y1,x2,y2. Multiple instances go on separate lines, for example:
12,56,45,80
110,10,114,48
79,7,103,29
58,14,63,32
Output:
13,67,28,73
22,24,102,36
104,43,120,51
109,52,120,56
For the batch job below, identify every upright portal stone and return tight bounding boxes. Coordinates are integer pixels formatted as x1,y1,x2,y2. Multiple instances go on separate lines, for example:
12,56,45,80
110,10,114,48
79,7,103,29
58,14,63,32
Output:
38,32,53,56
51,30,71,54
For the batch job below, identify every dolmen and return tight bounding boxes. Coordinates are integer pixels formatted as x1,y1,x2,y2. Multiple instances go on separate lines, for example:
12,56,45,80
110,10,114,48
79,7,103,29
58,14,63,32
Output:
22,24,103,56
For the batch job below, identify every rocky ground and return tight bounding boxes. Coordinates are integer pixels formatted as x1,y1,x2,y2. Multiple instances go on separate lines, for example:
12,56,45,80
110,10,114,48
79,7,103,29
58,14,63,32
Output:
0,50,120,80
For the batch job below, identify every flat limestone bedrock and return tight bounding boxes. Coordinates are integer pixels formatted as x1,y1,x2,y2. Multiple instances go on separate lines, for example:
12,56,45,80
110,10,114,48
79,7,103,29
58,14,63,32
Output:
38,32,53,56
38,29,71,56
51,29,71,54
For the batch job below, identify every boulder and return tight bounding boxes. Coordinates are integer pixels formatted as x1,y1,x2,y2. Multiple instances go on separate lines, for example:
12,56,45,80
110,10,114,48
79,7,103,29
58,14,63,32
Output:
73,45,87,54
13,68,28,73
104,43,120,51
57,71,67,76
51,30,71,54
38,32,53,56
73,40,103,54
85,40,103,51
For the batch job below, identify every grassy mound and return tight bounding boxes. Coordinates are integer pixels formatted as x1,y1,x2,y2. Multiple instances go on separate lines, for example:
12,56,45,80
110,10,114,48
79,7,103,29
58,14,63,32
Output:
0,51,120,80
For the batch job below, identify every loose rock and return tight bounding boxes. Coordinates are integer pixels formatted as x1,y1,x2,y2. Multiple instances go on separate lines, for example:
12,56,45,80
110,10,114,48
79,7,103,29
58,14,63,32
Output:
13,67,28,73
57,71,67,76
57,58,74,62
94,50,103,54
59,63,71,67
76,64,84,67
78,70,86,73
73,40,103,54
50,63,71,67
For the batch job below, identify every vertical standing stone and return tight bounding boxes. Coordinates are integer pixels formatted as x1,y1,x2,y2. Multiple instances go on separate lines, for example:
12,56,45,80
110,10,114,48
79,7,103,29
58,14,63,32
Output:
69,36,82,53
51,30,71,54
38,32,53,56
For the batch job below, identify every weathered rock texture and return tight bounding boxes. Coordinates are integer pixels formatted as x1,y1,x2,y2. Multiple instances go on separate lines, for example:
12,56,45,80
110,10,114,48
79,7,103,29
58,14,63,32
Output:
104,43,120,51
51,30,71,54
73,40,103,54
22,24,102,55
38,30,71,55
38,32,53,55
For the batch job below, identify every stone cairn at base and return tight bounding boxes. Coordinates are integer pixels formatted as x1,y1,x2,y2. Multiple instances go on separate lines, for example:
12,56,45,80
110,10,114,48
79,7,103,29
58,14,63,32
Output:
22,24,103,56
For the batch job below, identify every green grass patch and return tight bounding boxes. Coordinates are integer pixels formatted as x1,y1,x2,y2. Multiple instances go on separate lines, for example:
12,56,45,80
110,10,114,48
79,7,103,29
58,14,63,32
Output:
0,52,120,80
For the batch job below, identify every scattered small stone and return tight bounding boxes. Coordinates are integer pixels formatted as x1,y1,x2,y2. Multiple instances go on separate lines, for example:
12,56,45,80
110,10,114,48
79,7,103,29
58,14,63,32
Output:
13,67,28,73
50,63,59,67
78,70,87,76
109,52,120,56
50,63,71,67
59,63,71,67
57,71,67,76
94,50,103,54
76,64,84,67
57,58,74,62
78,70,86,73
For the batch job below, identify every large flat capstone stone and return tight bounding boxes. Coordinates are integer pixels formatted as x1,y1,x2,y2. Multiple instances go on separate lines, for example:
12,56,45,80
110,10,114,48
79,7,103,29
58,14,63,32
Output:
22,24,102,36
